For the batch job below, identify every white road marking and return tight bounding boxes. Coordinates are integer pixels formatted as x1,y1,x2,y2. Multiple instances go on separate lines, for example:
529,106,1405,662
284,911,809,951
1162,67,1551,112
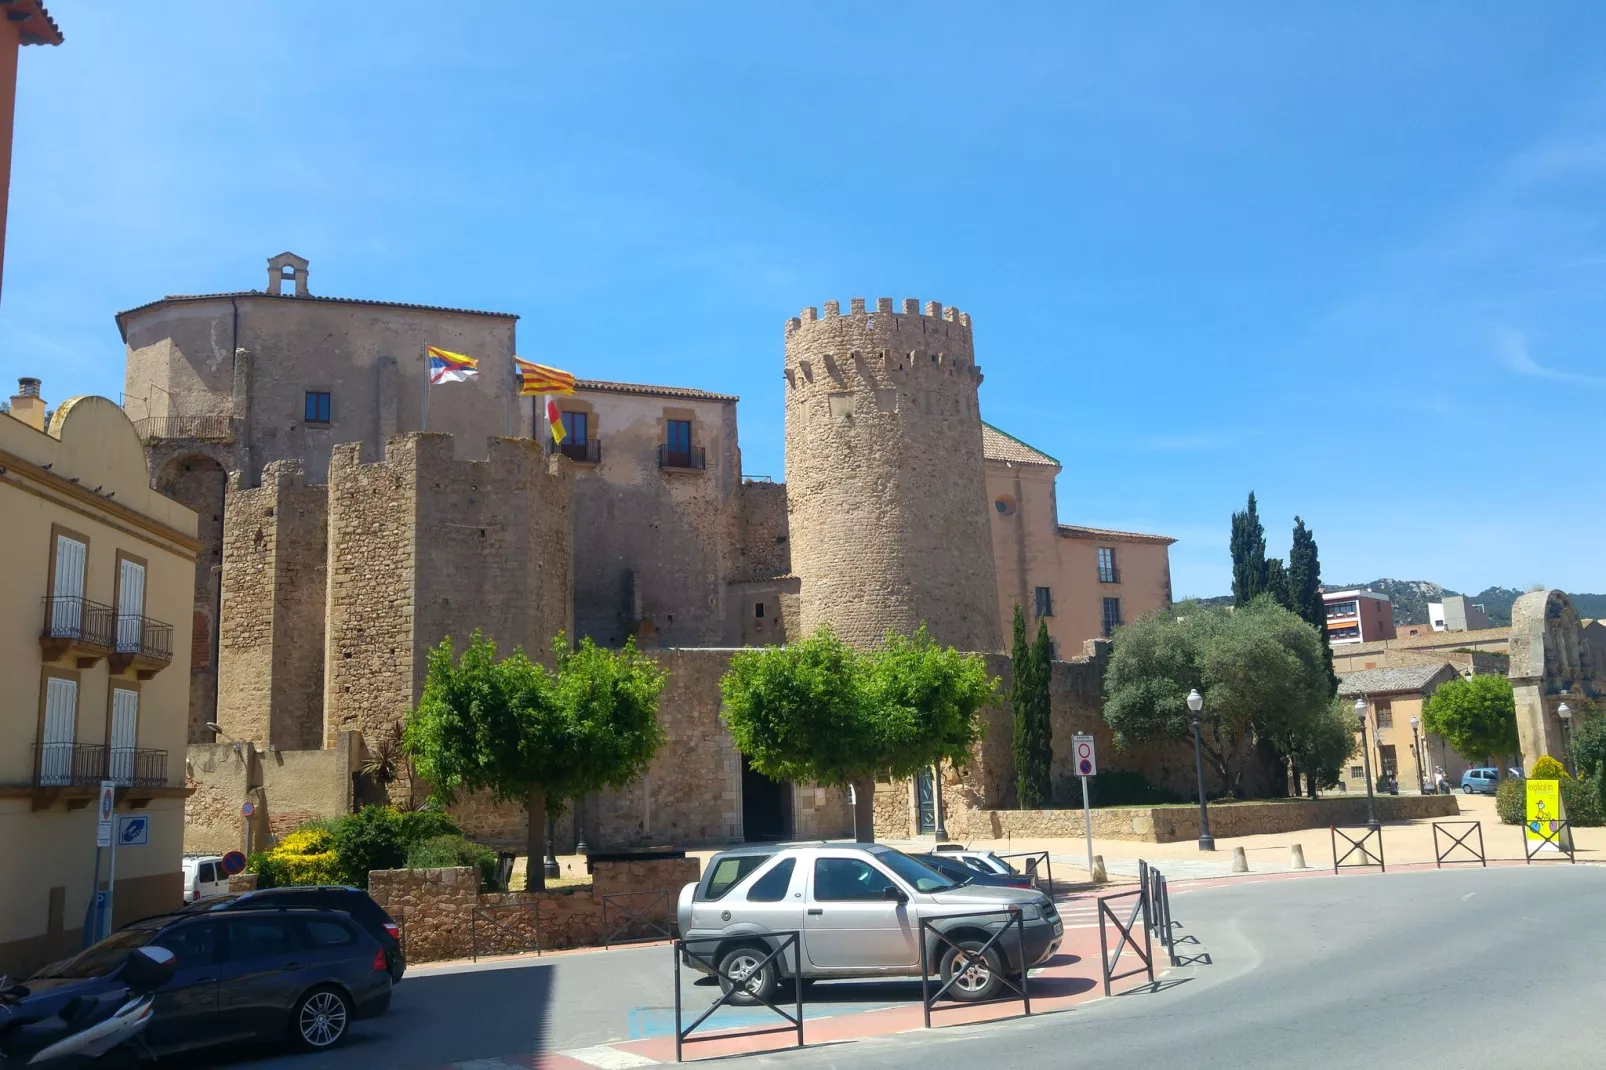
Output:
564,1045,660,1068
1462,892,1476,901
452,1061,529,1070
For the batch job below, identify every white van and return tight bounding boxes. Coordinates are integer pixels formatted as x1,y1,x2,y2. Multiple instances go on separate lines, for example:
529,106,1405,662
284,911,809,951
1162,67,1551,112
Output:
182,856,230,903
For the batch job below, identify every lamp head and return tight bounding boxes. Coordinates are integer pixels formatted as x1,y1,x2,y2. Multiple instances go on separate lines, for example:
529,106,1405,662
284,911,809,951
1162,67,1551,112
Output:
1186,688,1204,714
1354,697,1367,724
1558,702,1572,722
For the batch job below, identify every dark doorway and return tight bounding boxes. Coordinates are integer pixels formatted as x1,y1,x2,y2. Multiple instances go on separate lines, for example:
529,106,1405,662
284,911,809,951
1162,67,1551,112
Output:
916,769,936,833
741,756,793,842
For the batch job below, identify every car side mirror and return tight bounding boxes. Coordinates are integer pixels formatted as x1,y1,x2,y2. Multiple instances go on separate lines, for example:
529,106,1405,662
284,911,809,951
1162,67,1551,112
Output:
882,886,908,904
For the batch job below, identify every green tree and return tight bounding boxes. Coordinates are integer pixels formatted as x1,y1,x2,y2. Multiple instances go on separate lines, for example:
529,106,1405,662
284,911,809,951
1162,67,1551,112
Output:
1287,517,1338,695
1421,675,1519,766
1283,697,1359,796
1264,558,1293,611
1566,704,1606,773
1230,491,1270,607
721,625,996,840
1009,607,1053,808
1103,599,1331,796
1027,618,1055,804
403,632,667,890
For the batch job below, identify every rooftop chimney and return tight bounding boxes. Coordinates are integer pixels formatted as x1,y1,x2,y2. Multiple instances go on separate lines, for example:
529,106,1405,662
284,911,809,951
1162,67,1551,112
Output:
9,377,46,431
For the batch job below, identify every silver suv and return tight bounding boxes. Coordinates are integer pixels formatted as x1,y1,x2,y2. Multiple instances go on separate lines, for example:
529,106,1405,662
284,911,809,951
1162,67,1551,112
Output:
677,843,1063,1003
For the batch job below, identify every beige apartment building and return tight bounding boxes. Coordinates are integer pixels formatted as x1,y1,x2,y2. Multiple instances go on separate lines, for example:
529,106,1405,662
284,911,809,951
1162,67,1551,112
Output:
0,383,197,974
1338,663,1468,789
981,424,1174,654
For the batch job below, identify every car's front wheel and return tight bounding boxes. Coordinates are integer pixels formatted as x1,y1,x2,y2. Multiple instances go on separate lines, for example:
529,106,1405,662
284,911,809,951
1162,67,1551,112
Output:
939,939,1005,1002
292,986,352,1051
717,943,779,1006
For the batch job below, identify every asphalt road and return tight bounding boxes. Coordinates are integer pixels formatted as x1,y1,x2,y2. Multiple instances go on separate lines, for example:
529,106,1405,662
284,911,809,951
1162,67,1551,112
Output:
754,864,1606,1069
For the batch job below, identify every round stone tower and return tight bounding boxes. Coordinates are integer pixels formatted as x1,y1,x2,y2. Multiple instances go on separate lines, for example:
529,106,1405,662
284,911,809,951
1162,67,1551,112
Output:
783,297,1002,652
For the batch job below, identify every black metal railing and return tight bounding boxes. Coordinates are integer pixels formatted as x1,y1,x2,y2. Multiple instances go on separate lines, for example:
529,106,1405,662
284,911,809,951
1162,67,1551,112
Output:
998,851,1054,893
131,414,232,442
555,438,601,463
41,596,115,648
1140,860,1179,967
1432,820,1487,868
1098,568,1121,584
658,444,706,470
114,614,174,663
602,889,674,947
918,907,1032,1027
1523,820,1576,864
1331,825,1385,873
1097,886,1154,996
33,742,108,787
674,931,804,1062
469,901,549,961
109,748,169,788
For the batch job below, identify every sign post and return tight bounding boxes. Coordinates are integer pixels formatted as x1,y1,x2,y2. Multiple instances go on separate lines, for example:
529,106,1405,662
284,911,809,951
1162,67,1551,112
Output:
1073,735,1098,880
241,798,255,858
97,781,117,938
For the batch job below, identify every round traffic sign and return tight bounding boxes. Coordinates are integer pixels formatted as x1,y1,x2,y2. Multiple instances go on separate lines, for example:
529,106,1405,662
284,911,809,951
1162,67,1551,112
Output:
220,851,247,876
241,800,255,817
1079,758,1094,775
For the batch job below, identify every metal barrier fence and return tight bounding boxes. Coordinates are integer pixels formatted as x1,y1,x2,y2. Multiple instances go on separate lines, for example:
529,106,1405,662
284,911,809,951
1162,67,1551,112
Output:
1096,886,1153,997
602,888,674,946
1330,825,1384,874
470,902,548,962
998,851,1054,893
1432,820,1487,868
673,931,803,1062
1139,861,1178,967
1523,820,1577,864
917,908,1032,1028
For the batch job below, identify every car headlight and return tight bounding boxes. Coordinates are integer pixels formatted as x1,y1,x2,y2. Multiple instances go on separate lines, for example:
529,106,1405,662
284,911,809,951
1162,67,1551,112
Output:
1017,903,1041,922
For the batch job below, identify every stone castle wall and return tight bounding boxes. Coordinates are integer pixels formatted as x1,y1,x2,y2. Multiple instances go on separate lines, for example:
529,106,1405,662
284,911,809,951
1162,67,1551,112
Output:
783,299,1001,652
216,460,327,749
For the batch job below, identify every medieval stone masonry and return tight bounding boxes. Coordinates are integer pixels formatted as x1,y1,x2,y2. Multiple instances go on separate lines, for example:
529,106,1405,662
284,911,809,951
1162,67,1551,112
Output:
122,255,1186,851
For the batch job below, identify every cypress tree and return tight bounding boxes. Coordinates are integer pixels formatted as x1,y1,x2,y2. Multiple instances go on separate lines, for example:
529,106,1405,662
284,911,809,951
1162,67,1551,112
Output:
1288,516,1338,694
1010,605,1041,807
1230,491,1270,606
1264,558,1294,610
1025,619,1055,806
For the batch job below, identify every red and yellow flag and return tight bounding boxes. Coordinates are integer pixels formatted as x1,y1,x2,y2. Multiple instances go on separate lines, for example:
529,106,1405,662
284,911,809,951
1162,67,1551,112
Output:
546,399,565,445
514,357,576,397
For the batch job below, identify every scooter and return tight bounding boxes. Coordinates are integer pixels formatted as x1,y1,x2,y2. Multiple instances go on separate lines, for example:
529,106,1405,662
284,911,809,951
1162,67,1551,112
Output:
0,945,174,1068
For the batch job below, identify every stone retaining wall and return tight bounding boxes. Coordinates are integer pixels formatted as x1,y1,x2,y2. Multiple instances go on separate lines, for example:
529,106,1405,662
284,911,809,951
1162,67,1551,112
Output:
367,856,701,963
946,793,1460,843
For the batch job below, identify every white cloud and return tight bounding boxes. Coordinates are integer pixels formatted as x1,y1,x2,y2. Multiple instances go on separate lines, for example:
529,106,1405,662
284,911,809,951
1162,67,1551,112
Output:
1497,330,1605,386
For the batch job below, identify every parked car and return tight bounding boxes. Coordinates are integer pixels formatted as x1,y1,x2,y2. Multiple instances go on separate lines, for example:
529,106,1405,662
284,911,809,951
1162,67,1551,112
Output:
677,843,1062,1004
1461,768,1501,795
25,908,390,1057
171,886,405,983
932,844,1050,888
182,856,230,904
906,852,1034,890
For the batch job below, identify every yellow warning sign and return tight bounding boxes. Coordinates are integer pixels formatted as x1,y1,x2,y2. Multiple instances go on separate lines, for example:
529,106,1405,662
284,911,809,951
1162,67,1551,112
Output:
1526,778,1564,852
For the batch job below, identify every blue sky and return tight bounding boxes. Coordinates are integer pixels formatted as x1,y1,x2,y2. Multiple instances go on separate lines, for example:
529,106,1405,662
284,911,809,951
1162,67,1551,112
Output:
6,2,1604,598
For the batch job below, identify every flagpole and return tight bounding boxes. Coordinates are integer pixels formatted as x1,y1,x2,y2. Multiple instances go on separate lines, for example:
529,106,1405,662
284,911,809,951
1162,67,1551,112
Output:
420,344,430,432
503,350,511,438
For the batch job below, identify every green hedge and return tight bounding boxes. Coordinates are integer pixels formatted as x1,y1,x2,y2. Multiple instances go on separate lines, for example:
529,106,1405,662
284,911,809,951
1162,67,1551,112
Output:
1053,769,1183,808
407,834,501,890
247,806,474,889
1495,775,1604,827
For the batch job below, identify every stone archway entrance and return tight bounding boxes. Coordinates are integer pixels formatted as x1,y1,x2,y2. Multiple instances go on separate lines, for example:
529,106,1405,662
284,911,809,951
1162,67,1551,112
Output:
741,755,793,842
154,452,228,743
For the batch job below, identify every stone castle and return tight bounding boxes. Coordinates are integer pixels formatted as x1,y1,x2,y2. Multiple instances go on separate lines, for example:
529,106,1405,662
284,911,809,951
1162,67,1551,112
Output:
119,254,1198,852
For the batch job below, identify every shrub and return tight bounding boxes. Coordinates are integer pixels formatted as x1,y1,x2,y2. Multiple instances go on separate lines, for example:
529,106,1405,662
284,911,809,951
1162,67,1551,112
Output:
329,807,409,888
1495,776,1524,825
1055,769,1183,808
255,826,343,887
1561,775,1604,828
1531,755,1569,782
407,834,500,890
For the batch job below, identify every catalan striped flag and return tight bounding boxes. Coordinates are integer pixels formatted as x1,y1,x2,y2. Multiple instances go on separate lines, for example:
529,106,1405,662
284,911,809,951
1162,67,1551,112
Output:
426,346,480,384
546,398,565,445
513,357,576,397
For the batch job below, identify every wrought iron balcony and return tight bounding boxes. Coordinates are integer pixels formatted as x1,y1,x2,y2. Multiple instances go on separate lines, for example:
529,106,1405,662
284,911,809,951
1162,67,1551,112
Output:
555,438,601,463
658,444,706,470
1098,568,1121,584
130,414,232,443
29,743,169,790
109,614,175,678
40,596,115,664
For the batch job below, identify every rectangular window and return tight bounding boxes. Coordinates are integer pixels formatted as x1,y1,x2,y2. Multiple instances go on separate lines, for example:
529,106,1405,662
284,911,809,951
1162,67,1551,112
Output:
1374,700,1393,729
39,675,79,786
1035,587,1054,618
746,859,796,903
115,557,146,653
1350,765,1365,780
109,688,138,785
813,857,897,901
49,532,87,637
754,602,765,619
1101,597,1122,637
304,391,331,424
561,410,588,444
1097,547,1119,584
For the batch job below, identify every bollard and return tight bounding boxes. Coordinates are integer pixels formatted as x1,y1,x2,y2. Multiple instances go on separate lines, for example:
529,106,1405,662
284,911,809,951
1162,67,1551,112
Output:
1231,846,1248,873
1090,855,1107,883
1290,843,1307,870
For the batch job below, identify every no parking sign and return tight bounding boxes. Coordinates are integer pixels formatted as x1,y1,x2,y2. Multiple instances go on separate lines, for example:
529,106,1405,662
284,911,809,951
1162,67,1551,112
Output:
1073,734,1097,777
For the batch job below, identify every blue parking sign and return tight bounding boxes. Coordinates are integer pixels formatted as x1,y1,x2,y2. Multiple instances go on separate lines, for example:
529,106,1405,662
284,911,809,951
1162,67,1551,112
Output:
117,814,149,846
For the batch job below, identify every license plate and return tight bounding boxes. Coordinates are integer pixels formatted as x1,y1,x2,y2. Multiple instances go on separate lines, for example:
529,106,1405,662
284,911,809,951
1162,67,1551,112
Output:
1053,920,1063,936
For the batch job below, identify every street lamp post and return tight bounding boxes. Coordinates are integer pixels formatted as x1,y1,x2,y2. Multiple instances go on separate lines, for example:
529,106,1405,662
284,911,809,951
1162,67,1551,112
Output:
1356,697,1380,832
931,762,949,840
1187,689,1214,851
1558,702,1574,777
1410,716,1424,794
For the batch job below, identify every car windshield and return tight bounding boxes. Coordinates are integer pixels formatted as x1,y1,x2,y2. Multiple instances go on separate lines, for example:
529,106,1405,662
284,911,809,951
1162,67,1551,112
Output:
30,926,158,980
876,849,957,893
914,855,973,886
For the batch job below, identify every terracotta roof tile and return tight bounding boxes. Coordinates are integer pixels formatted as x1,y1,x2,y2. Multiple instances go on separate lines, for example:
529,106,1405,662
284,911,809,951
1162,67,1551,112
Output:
18,1,63,45
1057,524,1177,546
114,290,517,338
1337,663,1461,697
981,422,1059,467
575,379,738,403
